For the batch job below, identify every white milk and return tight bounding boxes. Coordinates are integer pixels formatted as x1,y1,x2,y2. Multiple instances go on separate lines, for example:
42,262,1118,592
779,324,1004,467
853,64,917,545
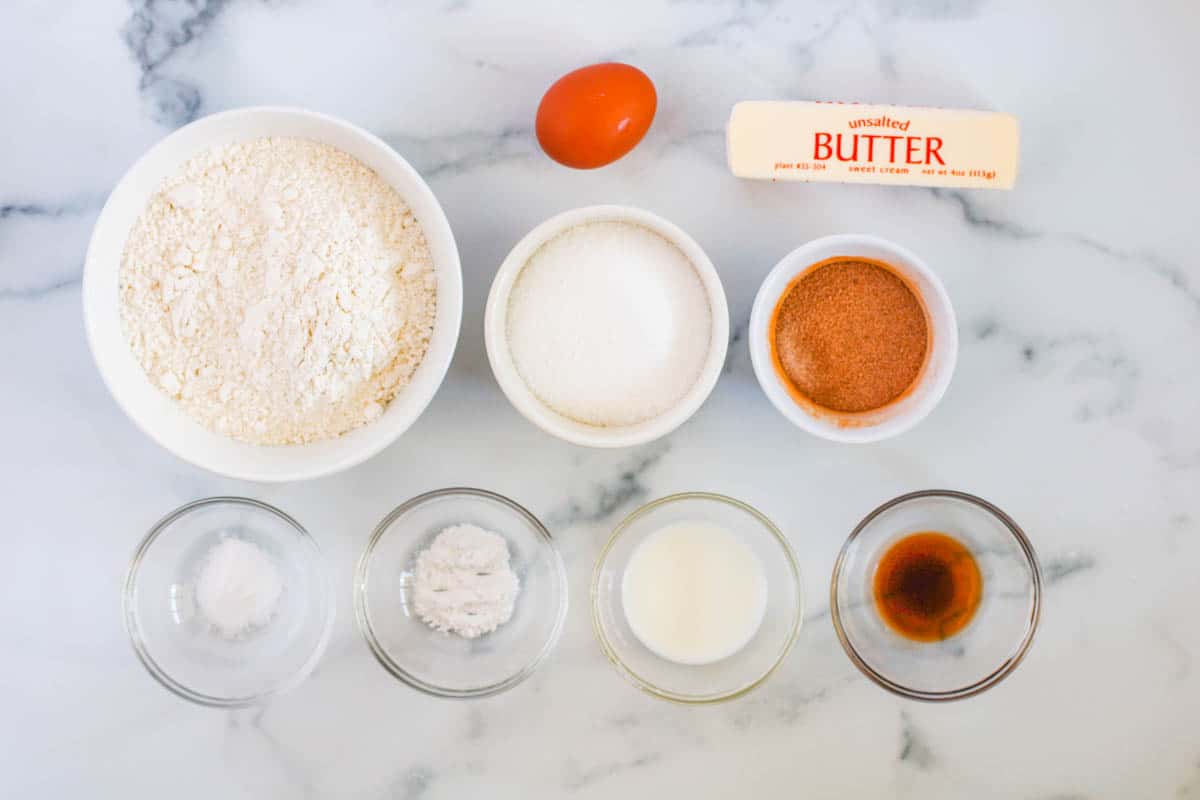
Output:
621,520,768,665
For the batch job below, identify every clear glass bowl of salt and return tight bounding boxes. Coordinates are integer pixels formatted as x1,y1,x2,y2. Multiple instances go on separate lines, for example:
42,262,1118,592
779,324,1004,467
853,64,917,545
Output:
123,497,333,707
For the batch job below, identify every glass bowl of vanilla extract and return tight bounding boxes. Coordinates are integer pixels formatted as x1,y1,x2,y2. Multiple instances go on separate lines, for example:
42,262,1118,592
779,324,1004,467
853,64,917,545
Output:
831,490,1042,701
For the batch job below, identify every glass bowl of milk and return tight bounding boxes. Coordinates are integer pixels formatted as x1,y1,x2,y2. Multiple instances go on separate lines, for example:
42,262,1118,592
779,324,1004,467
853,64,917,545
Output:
591,492,803,703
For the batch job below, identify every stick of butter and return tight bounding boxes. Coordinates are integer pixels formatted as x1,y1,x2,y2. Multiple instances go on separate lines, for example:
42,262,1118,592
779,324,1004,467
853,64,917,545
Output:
727,101,1019,189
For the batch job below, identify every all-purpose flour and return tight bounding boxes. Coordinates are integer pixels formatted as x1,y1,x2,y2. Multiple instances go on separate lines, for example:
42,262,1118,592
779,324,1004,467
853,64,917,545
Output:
119,137,437,445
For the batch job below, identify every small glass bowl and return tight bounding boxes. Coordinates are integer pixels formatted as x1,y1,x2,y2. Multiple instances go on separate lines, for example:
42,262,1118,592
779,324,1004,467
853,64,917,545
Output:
355,488,567,699
592,493,803,704
831,490,1042,701
123,497,334,707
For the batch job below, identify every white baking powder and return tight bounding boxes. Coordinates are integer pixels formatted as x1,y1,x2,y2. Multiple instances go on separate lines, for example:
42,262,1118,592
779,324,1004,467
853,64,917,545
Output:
194,537,284,638
506,221,712,427
119,137,437,445
411,524,520,639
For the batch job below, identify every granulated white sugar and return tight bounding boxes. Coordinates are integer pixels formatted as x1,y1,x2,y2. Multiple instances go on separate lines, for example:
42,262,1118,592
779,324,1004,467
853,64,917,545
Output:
506,221,712,427
119,137,437,445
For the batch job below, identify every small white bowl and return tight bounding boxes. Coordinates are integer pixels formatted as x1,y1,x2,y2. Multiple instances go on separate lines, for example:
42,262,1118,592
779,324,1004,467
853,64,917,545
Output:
484,205,729,448
748,235,957,443
83,107,462,482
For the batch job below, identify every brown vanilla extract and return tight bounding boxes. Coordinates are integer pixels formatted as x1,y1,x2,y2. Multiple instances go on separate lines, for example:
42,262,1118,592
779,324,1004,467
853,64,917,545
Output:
873,532,982,642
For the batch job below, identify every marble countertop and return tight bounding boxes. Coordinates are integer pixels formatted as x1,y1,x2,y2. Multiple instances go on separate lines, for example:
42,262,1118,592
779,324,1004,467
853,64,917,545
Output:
5,1,1198,797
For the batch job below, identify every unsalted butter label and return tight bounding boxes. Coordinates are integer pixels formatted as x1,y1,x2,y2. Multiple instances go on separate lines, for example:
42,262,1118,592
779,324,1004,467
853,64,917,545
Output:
727,101,1019,189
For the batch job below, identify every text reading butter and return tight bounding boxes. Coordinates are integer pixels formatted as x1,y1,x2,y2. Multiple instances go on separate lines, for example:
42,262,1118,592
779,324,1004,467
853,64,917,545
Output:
727,101,1019,190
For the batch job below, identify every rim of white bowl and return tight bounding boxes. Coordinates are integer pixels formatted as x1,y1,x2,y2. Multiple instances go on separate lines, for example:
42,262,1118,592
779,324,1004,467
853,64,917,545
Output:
82,106,462,481
484,205,730,448
747,234,958,444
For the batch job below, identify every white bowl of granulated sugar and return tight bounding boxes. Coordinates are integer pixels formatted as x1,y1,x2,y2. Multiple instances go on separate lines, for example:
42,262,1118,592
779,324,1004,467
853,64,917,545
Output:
485,205,729,448
84,107,462,481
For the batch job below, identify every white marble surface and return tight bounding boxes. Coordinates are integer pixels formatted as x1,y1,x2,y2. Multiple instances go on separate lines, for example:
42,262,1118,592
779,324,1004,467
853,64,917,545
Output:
3,0,1199,796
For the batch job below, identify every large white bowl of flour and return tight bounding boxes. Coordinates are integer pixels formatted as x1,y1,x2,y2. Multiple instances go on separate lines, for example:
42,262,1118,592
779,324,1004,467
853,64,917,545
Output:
84,107,462,481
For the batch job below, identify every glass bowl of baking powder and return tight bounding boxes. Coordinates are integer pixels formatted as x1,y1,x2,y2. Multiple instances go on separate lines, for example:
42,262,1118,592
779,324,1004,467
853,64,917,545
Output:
355,488,567,699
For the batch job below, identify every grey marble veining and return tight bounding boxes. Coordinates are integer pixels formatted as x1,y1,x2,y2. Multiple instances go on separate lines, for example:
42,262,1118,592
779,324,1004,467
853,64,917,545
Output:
3,0,1199,797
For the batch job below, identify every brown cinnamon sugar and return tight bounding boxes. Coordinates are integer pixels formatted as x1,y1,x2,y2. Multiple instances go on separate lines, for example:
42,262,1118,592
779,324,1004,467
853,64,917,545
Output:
770,257,929,414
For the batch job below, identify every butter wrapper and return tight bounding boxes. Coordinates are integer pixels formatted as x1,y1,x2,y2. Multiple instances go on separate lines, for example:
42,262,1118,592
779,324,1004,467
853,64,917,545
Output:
727,101,1019,190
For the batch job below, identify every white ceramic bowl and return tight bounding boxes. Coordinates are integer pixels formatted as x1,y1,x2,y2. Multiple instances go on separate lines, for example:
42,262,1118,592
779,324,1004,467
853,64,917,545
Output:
748,235,957,443
485,205,729,448
83,107,462,482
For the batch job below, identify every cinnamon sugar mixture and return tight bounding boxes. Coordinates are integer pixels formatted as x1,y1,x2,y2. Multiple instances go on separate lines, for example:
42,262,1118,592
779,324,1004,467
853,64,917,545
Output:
770,257,928,414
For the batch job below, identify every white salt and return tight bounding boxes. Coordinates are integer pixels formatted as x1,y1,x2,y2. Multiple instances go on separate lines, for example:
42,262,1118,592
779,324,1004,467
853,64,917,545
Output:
506,221,712,427
194,537,283,638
